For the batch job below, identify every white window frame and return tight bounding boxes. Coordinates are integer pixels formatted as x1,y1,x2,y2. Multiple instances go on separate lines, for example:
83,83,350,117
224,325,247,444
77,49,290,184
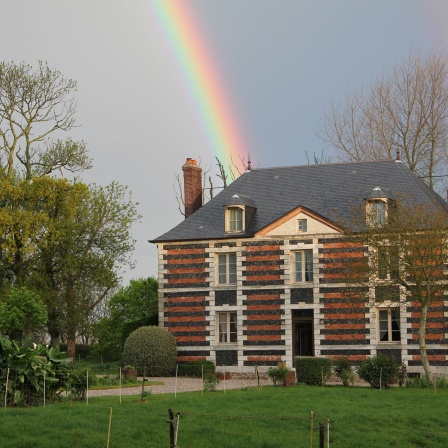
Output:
367,200,387,227
225,207,244,233
291,250,314,283
217,311,237,344
217,252,237,285
376,245,399,281
377,308,401,343
297,219,308,232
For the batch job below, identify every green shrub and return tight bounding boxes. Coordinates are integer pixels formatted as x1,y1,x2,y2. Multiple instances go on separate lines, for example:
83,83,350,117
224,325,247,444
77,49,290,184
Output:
294,357,332,386
357,354,399,389
122,326,177,376
267,366,289,386
177,360,216,378
203,371,220,392
405,375,448,389
0,336,75,406
333,356,354,386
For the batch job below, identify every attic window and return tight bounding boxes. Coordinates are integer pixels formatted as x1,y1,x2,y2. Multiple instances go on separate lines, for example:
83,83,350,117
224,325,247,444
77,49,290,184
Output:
365,187,395,228
226,207,244,232
368,200,386,227
298,219,308,232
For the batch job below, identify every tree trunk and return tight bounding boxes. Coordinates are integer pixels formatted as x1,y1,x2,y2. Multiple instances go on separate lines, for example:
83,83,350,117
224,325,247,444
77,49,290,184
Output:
66,285,77,362
67,336,76,363
418,300,432,381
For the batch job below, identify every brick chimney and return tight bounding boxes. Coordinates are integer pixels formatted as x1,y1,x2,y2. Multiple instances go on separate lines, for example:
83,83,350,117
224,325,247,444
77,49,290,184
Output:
182,158,202,218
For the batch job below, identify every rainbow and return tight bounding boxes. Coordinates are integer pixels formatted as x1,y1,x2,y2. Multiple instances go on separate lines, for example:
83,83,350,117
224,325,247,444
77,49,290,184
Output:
149,0,247,173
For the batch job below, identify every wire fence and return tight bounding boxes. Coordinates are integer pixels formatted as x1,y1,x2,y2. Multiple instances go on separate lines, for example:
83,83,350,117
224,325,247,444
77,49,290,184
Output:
0,364,273,407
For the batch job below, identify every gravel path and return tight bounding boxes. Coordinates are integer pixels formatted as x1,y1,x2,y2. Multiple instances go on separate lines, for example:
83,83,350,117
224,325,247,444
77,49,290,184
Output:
88,376,271,397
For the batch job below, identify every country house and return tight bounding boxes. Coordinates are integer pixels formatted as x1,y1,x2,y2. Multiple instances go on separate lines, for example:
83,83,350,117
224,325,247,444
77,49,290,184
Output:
151,158,448,373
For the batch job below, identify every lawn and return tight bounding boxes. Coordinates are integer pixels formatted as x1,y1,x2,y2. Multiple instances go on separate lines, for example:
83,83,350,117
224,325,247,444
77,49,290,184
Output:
1,385,447,447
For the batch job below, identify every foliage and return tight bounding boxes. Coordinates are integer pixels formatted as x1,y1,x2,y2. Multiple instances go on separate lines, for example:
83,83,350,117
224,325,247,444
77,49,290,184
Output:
0,286,47,340
357,354,400,389
319,49,448,191
333,356,355,386
122,326,177,376
92,278,159,361
267,366,289,386
294,356,332,386
405,375,448,389
177,360,216,378
203,371,220,392
0,336,73,406
65,368,88,401
0,61,140,361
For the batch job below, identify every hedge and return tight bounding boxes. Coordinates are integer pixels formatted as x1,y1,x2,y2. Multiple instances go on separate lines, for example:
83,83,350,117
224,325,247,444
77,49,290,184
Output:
294,356,332,386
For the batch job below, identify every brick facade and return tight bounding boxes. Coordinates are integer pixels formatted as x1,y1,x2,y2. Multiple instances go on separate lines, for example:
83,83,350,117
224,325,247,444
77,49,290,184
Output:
157,233,448,373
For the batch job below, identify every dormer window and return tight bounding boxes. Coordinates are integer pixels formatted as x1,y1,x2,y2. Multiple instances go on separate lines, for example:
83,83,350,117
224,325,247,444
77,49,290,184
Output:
368,200,386,227
365,187,395,228
228,207,243,232
224,194,256,234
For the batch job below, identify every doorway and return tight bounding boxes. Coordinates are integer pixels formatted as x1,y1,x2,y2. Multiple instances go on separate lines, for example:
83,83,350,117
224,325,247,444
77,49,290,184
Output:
292,310,314,358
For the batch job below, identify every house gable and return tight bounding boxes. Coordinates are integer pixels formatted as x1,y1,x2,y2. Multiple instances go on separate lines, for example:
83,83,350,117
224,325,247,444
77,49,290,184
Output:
256,206,342,237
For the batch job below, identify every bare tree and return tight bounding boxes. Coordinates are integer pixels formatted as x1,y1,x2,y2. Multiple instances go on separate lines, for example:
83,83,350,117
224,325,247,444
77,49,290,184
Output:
342,199,448,380
0,61,92,179
319,49,448,190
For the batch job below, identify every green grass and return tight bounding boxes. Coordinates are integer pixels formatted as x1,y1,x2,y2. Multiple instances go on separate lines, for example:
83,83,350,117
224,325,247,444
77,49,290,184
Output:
1,385,448,447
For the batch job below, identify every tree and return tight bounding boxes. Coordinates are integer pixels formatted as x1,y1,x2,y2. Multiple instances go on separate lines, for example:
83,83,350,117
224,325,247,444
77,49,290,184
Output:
0,61,92,179
0,175,140,358
319,49,448,190
108,277,158,325
0,286,47,342
36,181,140,358
92,277,158,360
342,199,448,380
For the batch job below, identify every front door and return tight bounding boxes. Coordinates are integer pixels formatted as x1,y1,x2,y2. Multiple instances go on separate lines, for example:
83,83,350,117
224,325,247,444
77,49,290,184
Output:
293,310,314,358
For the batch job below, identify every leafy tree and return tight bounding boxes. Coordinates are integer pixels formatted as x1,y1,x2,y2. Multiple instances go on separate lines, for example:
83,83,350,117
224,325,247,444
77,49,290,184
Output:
92,277,158,360
0,286,47,342
0,61,140,361
343,200,448,380
0,61,92,179
35,181,140,358
319,49,448,190
108,277,158,325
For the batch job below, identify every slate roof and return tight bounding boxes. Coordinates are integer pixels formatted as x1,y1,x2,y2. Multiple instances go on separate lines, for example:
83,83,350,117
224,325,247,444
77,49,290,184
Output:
152,159,448,243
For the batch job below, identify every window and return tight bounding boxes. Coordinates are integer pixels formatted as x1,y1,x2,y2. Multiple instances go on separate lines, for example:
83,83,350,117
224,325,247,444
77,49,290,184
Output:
298,219,308,232
377,246,399,280
378,308,400,342
226,207,244,232
292,250,313,282
218,253,237,285
368,200,386,227
217,312,237,343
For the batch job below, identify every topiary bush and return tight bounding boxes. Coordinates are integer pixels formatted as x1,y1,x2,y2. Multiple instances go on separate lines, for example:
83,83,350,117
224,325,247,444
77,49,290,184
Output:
294,357,332,386
357,354,399,389
122,326,177,376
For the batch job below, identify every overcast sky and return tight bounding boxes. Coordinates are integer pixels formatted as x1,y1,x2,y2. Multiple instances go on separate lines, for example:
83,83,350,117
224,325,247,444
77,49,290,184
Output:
1,0,447,284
